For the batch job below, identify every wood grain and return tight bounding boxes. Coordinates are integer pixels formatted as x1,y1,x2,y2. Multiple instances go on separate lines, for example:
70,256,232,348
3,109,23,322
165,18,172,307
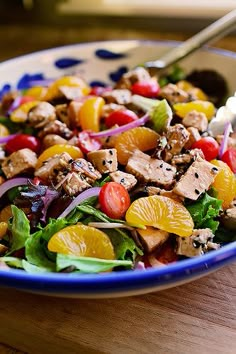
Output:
0,25,235,354
0,263,235,354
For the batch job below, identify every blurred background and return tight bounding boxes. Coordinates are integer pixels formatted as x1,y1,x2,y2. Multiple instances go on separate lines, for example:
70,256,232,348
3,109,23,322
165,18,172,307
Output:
0,0,235,61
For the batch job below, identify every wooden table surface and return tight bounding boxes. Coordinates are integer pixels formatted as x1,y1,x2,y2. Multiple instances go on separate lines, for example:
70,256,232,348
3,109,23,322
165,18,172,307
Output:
0,24,235,354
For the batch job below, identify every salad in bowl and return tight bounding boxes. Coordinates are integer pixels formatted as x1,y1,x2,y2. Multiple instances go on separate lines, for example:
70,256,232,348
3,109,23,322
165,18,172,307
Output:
0,41,235,297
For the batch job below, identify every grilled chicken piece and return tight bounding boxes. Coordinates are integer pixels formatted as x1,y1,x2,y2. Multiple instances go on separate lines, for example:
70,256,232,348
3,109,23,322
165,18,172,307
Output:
109,170,137,190
58,86,83,100
71,158,102,182
115,67,151,90
221,207,236,230
60,172,91,196
126,150,176,187
173,156,219,200
146,186,183,202
2,148,37,179
38,120,73,139
43,134,67,149
102,89,132,105
137,227,169,253
182,110,208,132
176,228,219,257
184,127,201,150
35,152,71,182
87,149,118,174
165,124,190,157
28,102,56,128
160,83,189,104
68,100,83,128
55,103,70,127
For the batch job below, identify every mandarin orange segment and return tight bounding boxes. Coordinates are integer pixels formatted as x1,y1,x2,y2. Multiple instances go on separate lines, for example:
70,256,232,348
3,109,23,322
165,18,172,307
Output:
43,76,90,101
126,195,194,237
210,160,236,209
78,96,105,132
0,123,10,137
25,86,47,100
115,127,159,165
10,101,40,123
0,205,12,223
173,100,215,120
36,144,83,168
48,224,115,259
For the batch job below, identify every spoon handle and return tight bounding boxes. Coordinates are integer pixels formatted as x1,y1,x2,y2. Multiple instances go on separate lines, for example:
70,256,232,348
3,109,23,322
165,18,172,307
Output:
145,9,236,70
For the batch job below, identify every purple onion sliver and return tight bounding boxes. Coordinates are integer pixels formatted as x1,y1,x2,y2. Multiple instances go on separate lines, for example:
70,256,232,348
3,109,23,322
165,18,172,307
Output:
89,113,150,139
219,121,233,158
134,261,146,270
28,79,54,87
0,133,19,145
0,177,30,198
7,96,22,115
58,187,101,219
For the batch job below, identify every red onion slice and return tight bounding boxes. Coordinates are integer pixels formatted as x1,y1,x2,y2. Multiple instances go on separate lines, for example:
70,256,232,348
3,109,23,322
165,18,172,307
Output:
0,177,30,198
88,222,134,230
0,133,19,145
7,96,22,115
219,122,233,158
58,187,101,219
89,113,150,139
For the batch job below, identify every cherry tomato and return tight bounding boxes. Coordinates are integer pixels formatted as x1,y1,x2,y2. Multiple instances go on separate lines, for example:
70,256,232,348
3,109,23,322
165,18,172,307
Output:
131,80,160,97
19,96,35,105
5,134,41,154
105,109,138,128
78,130,102,154
191,137,219,161
99,182,131,219
221,148,236,173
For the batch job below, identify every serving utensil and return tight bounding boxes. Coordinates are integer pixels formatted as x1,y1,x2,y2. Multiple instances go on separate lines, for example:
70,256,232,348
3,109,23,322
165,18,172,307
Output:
144,9,236,71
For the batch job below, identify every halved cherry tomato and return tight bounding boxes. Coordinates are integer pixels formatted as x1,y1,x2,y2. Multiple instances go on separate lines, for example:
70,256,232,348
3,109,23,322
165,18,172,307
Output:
221,148,236,173
105,109,138,128
18,96,35,105
78,130,102,154
131,80,160,97
191,137,219,161
99,182,131,219
5,134,41,154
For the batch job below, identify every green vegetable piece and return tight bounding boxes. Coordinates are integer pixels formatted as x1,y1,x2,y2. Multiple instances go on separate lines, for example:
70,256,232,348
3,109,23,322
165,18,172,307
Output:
131,94,160,112
150,99,173,133
185,193,222,233
22,260,50,273
56,254,132,273
7,205,30,254
0,256,23,269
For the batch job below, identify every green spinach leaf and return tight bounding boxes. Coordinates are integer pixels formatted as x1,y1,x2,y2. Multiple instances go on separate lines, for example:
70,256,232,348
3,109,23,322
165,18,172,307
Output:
7,205,30,254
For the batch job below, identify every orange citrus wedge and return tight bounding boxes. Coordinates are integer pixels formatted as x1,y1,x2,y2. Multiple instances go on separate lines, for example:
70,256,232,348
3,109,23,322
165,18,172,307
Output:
126,195,194,237
210,159,236,209
36,144,83,168
173,100,215,120
78,96,105,132
0,123,10,137
48,224,115,259
115,127,159,165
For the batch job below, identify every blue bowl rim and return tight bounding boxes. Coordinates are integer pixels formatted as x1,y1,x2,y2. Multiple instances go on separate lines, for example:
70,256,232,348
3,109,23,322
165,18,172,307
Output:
0,40,235,293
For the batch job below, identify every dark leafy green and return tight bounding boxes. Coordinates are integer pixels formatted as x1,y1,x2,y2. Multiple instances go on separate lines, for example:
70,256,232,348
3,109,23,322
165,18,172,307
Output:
185,193,222,233
214,226,236,243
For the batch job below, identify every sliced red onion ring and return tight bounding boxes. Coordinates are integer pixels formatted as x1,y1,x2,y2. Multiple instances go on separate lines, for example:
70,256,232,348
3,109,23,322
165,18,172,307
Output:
88,222,134,230
7,96,22,115
219,121,233,158
0,133,20,145
89,113,150,139
58,187,101,219
134,261,146,270
0,177,30,198
28,79,54,87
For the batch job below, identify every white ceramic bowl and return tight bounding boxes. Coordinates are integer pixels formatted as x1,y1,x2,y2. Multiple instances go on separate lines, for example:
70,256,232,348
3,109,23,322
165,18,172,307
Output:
0,40,235,298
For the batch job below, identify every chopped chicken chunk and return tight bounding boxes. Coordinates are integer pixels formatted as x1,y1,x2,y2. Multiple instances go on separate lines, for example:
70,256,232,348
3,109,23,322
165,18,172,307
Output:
102,89,132,105
43,134,67,148
126,150,176,187
2,148,37,179
28,102,56,128
173,156,219,200
87,149,118,174
115,67,151,89
38,120,73,139
110,170,137,190
71,158,102,182
176,228,219,257
184,127,201,149
160,83,189,104
165,124,190,157
61,172,91,196
182,110,208,132
137,227,169,253
221,207,236,230
35,152,71,181
146,186,183,202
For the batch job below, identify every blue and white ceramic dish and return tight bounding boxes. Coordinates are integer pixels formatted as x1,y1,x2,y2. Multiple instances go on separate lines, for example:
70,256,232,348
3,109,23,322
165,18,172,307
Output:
0,40,235,298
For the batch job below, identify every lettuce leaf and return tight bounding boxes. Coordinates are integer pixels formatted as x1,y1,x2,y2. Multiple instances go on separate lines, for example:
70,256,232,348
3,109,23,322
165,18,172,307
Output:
0,256,23,269
150,99,173,133
7,205,30,254
56,254,132,273
185,193,222,233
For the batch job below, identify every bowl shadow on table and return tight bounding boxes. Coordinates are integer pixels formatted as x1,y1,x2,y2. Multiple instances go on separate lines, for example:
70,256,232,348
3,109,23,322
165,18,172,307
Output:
0,264,235,354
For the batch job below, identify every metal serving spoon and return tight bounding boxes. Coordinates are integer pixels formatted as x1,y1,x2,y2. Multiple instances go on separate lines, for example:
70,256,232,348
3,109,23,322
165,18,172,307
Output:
144,9,236,71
